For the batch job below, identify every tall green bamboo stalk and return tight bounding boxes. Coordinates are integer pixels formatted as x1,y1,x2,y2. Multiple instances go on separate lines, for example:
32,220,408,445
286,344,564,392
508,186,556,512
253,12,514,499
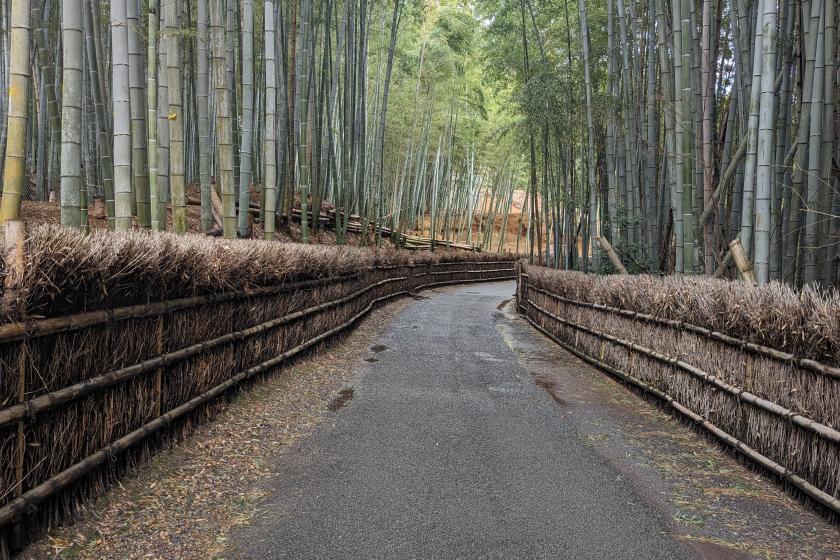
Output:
210,0,235,237
59,0,83,228
0,0,30,224
112,0,133,230
263,0,277,240
166,0,186,233
148,0,160,231
237,0,254,237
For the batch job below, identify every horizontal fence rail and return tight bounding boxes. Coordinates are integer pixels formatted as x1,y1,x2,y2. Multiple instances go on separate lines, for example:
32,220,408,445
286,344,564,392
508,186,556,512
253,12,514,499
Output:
517,268,840,516
0,261,515,544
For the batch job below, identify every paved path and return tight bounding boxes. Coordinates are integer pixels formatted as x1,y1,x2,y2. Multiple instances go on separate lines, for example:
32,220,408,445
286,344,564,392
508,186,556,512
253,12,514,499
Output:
229,281,695,559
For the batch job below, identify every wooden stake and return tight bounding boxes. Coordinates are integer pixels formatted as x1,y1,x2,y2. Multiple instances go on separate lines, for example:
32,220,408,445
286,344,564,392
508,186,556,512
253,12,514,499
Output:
15,343,25,499
745,353,754,392
153,315,164,418
4,221,26,558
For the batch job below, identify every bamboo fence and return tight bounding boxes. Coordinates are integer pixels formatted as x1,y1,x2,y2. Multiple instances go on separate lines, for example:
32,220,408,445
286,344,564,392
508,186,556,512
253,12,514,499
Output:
516,264,840,517
0,229,515,552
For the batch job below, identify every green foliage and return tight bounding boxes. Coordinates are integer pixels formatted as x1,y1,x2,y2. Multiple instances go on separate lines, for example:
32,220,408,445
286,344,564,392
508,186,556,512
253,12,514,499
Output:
380,0,517,190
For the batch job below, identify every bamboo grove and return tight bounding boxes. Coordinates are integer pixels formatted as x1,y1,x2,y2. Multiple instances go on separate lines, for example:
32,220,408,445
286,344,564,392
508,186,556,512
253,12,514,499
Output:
0,0,524,251
0,0,839,287
482,0,839,287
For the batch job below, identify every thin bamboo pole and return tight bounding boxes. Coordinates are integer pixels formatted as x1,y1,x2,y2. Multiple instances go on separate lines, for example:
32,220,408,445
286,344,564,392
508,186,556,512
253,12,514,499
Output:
148,1,161,230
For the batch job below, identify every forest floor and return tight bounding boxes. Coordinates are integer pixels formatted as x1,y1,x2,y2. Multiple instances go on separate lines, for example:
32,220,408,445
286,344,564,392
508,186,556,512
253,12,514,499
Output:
18,282,840,560
8,185,529,253
12,187,388,247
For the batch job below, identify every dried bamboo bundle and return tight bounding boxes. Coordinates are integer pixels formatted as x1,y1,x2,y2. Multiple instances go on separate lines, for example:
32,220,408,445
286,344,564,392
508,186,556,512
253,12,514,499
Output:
523,265,840,367
0,227,515,549
520,265,840,515
0,226,513,322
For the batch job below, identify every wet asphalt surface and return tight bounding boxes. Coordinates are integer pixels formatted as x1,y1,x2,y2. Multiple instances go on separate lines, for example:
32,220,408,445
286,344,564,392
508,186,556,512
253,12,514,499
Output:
228,281,694,559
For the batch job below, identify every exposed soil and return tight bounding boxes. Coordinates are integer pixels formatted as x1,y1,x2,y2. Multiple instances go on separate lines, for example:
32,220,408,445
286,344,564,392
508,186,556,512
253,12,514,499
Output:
10,185,528,252
7,186,395,248
326,388,355,413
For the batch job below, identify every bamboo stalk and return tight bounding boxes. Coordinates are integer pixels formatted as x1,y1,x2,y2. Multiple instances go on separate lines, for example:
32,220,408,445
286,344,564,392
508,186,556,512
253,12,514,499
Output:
730,238,757,283
148,0,160,231
596,236,628,274
0,0,31,224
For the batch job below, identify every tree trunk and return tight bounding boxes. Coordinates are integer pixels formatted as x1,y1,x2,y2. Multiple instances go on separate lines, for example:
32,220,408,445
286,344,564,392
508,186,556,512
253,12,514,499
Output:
0,0,30,223
127,0,149,228
148,0,160,231
167,0,186,233
263,0,277,240
112,0,133,230
59,0,83,228
210,0,235,237
237,0,254,237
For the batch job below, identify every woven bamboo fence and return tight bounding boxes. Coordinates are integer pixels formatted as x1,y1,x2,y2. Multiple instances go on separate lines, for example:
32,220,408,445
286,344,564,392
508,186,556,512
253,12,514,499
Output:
0,226,515,552
517,264,840,516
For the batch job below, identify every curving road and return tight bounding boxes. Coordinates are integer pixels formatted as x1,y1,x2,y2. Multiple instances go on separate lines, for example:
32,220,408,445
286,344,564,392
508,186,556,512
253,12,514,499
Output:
227,281,840,560
228,281,691,559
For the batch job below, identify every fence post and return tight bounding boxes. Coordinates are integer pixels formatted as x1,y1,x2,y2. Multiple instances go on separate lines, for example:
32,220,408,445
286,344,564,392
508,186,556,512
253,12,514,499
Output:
153,315,165,418
515,261,521,308
738,352,755,442
744,353,754,392
3,221,25,554
521,268,529,312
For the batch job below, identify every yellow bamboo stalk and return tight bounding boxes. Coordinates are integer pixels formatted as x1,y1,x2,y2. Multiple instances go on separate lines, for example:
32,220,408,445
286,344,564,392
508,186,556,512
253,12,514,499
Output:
729,238,756,283
0,0,31,224
596,236,628,274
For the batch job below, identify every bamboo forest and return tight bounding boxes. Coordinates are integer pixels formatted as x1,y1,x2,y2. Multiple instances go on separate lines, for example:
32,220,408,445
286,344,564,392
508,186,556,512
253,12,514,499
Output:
0,0,839,284
7,1,840,556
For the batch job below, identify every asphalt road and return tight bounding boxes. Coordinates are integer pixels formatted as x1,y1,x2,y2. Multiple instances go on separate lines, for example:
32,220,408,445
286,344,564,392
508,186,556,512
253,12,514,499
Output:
229,281,692,559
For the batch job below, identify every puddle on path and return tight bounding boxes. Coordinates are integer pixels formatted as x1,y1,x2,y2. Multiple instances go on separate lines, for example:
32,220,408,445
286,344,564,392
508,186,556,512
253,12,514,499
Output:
496,298,513,310
370,344,389,353
364,357,379,363
327,388,355,412
534,376,568,406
